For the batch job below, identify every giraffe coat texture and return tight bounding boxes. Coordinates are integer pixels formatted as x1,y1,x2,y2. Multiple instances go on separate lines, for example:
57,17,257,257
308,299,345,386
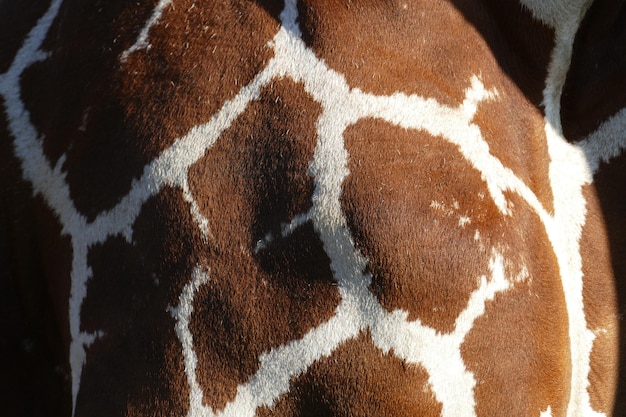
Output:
1,1,625,416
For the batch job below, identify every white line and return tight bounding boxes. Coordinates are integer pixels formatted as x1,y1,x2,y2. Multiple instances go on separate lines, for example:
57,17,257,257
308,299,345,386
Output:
539,3,606,414
579,107,626,174
5,0,619,415
169,266,212,417
120,0,173,62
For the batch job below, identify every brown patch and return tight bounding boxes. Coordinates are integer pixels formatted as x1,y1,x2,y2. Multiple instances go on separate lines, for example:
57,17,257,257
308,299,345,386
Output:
342,119,513,333
561,0,626,141
188,77,322,259
79,187,203,416
588,330,619,415
33,197,73,351
473,83,554,213
192,222,337,410
118,0,279,151
20,1,159,220
186,78,341,409
77,335,188,417
298,0,486,105
258,332,442,417
20,0,279,220
0,114,72,416
579,184,618,413
81,186,205,333
298,0,552,110
592,153,626,414
462,193,568,416
0,199,73,416
450,0,555,108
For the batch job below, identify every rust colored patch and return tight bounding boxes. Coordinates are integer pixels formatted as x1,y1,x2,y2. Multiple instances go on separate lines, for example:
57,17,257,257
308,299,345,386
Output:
591,153,626,414
298,0,552,110
473,83,554,213
450,0,554,108
343,118,509,333
461,193,568,417
298,1,478,105
589,330,619,416
258,332,442,417
186,78,340,409
579,184,618,413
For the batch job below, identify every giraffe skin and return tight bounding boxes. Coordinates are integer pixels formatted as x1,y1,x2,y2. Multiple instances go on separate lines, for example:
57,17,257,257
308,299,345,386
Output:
1,0,625,416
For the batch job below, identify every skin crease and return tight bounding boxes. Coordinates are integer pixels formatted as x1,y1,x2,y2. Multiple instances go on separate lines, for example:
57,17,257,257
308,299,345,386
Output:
0,1,624,416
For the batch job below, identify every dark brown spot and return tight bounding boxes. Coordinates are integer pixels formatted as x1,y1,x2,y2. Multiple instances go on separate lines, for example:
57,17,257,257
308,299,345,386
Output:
258,332,442,417
186,78,341,409
79,187,205,417
21,0,280,221
0,115,72,416
0,0,49,74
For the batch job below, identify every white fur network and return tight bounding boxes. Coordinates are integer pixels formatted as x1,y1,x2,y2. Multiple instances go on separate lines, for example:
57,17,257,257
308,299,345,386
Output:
1,0,624,416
